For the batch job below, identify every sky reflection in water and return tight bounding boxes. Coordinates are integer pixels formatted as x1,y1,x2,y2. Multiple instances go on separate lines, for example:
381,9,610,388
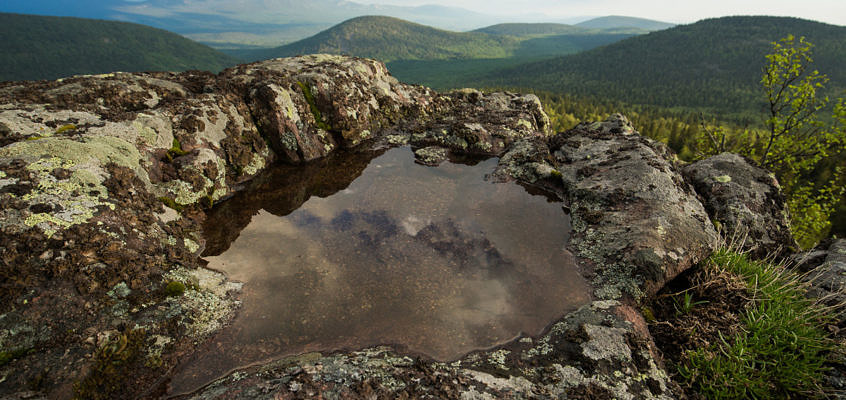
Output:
170,147,589,394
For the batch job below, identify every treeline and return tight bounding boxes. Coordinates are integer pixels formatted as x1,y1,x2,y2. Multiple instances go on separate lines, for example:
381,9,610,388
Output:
244,16,517,62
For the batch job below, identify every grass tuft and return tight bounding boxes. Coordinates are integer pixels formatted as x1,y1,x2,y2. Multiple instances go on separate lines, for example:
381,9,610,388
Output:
677,248,835,399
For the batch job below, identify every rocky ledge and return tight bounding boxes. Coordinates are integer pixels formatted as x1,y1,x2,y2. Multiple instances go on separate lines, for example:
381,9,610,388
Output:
0,55,789,399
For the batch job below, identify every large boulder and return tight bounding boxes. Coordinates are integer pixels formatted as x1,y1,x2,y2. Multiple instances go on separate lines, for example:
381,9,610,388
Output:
682,152,796,257
495,114,718,301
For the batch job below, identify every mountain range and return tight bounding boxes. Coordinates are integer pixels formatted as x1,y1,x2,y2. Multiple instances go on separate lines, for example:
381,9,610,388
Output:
0,0,673,49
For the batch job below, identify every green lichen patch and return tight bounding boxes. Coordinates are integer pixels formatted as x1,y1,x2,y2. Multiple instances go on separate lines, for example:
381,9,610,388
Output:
162,267,241,339
713,174,732,183
158,196,184,213
183,238,199,254
54,124,78,135
0,135,149,237
240,150,267,177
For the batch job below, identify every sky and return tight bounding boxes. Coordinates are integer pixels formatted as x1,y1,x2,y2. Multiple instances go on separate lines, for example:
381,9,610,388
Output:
359,0,846,26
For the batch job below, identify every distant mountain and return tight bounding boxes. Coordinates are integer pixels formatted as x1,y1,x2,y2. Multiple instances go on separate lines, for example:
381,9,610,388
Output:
473,23,587,37
575,16,675,31
237,16,641,64
474,16,846,117
239,16,518,62
0,13,240,81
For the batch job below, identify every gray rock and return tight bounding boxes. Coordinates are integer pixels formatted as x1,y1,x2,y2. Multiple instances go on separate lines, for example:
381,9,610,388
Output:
682,152,797,257
546,115,718,301
797,239,846,318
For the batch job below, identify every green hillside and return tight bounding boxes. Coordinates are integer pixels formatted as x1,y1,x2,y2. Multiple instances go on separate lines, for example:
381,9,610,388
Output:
387,31,636,89
235,16,640,89
474,16,846,119
575,15,675,31
242,16,518,62
0,13,241,82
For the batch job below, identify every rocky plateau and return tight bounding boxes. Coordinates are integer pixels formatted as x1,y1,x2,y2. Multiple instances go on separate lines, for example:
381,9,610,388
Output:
0,55,825,399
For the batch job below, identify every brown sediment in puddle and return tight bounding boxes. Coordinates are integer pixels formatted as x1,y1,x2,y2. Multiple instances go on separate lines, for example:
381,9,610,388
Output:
168,147,590,395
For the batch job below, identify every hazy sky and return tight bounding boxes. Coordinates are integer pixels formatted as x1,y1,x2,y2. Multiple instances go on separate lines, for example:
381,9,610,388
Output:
359,0,846,26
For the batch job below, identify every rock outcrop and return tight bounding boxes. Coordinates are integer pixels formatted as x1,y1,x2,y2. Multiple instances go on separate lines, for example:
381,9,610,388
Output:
0,55,552,398
683,152,796,257
1,57,725,399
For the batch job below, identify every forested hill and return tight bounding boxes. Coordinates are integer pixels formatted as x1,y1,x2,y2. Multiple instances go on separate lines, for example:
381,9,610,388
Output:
240,16,518,62
575,16,675,31
0,13,241,82
474,16,846,118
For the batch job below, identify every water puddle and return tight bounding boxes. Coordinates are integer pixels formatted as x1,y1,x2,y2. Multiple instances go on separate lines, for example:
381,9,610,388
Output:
168,147,590,395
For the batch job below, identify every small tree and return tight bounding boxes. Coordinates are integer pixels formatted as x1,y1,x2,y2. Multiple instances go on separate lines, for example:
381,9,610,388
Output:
757,35,833,175
692,35,845,248
756,35,845,248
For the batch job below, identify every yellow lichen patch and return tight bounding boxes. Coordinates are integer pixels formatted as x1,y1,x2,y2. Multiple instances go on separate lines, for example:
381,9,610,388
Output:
163,266,242,339
18,157,114,237
55,124,77,134
0,134,146,237
183,238,199,254
156,148,229,206
241,150,267,177
516,119,534,130
272,87,301,123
